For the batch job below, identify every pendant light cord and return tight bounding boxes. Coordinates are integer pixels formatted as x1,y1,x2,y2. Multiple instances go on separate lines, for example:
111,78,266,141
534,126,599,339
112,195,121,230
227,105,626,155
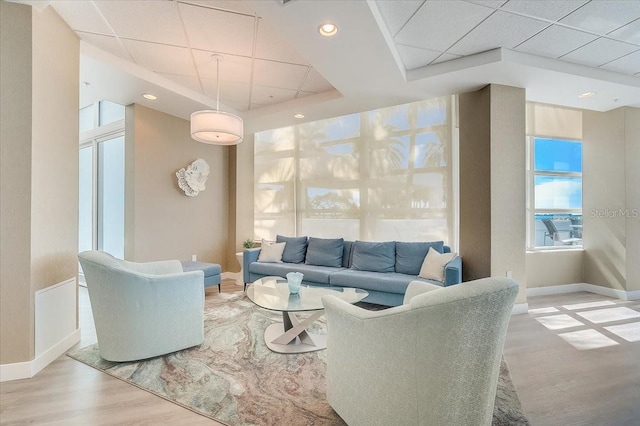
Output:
215,56,220,112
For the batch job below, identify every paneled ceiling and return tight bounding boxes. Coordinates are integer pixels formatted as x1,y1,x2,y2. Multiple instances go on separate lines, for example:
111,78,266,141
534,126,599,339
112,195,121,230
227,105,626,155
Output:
20,0,640,132
51,0,334,112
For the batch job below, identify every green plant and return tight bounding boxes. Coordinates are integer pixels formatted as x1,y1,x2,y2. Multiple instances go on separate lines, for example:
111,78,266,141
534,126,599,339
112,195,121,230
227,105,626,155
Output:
243,238,255,249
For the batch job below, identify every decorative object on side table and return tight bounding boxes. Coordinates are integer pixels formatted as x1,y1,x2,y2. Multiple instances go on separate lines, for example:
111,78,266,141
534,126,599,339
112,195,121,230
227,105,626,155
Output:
176,158,210,197
243,238,255,249
286,272,303,294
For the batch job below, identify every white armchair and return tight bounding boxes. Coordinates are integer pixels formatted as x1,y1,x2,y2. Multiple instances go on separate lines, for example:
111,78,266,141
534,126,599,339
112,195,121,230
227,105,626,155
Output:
78,250,205,362
321,277,519,426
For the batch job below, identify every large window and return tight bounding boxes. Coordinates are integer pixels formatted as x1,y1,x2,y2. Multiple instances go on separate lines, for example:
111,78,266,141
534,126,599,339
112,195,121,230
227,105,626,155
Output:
527,103,583,249
254,97,456,244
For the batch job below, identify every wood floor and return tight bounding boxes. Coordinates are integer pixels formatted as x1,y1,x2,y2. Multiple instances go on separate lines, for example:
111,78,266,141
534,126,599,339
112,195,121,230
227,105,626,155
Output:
1,282,639,425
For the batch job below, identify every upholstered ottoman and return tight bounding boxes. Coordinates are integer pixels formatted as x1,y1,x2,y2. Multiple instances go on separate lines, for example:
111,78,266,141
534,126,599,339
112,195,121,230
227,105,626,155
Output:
181,261,222,291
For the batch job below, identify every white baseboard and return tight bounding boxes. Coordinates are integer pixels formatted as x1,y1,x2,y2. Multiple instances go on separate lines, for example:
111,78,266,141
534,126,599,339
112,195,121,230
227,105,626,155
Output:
527,283,640,301
0,328,80,382
512,303,529,315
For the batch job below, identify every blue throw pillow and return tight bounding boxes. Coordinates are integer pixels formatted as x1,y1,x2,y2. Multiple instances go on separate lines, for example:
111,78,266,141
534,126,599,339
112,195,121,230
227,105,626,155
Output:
305,237,344,268
351,241,396,273
395,241,444,275
276,235,308,264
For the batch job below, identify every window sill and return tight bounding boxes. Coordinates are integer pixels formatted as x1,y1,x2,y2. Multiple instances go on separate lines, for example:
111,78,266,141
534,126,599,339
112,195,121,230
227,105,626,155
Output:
526,247,584,253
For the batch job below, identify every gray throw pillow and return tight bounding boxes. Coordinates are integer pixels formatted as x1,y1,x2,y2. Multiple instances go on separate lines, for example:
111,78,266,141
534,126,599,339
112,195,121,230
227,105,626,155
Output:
305,237,344,268
351,241,396,273
395,241,444,275
276,235,308,264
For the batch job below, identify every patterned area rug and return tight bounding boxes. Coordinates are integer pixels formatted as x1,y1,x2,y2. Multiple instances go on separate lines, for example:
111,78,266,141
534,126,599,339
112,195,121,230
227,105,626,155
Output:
68,293,529,425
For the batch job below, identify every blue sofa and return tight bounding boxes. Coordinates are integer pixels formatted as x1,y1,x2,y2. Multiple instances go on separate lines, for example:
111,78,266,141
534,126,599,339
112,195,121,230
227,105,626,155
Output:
243,237,462,307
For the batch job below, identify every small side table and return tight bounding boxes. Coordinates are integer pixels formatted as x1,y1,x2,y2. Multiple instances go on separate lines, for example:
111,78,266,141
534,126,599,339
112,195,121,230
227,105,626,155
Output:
181,261,222,292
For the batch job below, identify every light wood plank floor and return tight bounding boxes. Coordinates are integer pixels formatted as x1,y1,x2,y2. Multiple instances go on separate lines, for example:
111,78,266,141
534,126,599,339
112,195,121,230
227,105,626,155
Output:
2,283,639,425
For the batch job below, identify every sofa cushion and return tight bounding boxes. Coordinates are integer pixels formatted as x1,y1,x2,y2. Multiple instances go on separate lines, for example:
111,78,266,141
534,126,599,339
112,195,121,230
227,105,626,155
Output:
249,262,342,285
276,235,308,264
419,247,456,282
351,241,395,273
330,269,443,295
305,237,344,268
342,241,354,268
257,240,285,263
395,241,445,275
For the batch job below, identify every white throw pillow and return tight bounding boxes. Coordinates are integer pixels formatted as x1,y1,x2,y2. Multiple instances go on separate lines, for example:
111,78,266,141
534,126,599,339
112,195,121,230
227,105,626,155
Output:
418,247,456,282
257,239,286,263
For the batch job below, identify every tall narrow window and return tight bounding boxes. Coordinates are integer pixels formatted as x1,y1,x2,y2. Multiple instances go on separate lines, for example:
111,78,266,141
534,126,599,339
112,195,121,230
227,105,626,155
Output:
78,101,125,266
527,103,583,249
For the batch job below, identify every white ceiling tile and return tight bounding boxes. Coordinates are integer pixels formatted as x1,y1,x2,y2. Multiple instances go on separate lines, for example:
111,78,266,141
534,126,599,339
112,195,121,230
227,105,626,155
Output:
375,0,425,37
157,73,203,94
607,18,640,45
297,91,316,99
180,0,258,16
449,10,550,56
600,50,640,75
395,1,495,51
253,60,309,91
222,100,249,112
561,37,639,67
465,0,508,8
179,2,255,57
432,52,463,64
77,32,130,61
51,1,113,35
192,50,252,85
560,0,640,35
255,19,309,65
121,39,197,76
500,0,588,22
300,68,335,93
396,44,442,70
94,1,187,47
202,80,250,104
251,85,297,106
516,25,597,59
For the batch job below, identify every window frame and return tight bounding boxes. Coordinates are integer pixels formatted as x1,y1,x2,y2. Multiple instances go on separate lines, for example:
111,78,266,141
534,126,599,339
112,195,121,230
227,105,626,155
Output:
526,135,583,250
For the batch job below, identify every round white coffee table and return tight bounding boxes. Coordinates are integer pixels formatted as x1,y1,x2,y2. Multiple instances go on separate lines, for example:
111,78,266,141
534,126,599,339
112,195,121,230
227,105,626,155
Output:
246,276,368,354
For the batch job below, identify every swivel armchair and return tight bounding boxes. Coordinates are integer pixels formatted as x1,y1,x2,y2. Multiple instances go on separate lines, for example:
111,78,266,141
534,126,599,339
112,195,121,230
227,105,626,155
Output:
78,251,205,362
322,277,519,426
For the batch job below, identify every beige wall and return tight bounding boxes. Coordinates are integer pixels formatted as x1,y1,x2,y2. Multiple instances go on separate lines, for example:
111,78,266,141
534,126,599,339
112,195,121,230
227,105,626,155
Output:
0,1,33,364
583,108,628,290
526,251,584,287
125,104,230,268
234,132,255,260
489,85,526,303
459,87,492,281
0,3,79,364
623,108,640,292
30,6,79,290
459,85,527,303
581,106,640,292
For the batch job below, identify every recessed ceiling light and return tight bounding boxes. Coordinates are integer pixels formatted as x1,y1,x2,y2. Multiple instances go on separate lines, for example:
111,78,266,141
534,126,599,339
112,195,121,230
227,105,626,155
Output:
143,93,157,100
294,113,305,119
318,23,338,37
578,91,596,98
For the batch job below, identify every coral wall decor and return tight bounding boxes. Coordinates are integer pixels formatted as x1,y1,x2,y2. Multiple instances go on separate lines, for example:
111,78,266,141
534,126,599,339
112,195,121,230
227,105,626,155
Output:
176,159,210,197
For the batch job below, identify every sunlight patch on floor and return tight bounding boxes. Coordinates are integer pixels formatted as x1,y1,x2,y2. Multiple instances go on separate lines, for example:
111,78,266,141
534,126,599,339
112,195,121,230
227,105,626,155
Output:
535,314,584,330
558,329,619,350
604,322,640,342
576,307,640,324
562,300,615,310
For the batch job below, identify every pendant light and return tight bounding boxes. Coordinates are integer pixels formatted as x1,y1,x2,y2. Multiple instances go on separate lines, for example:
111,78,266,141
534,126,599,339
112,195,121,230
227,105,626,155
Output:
190,54,243,145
